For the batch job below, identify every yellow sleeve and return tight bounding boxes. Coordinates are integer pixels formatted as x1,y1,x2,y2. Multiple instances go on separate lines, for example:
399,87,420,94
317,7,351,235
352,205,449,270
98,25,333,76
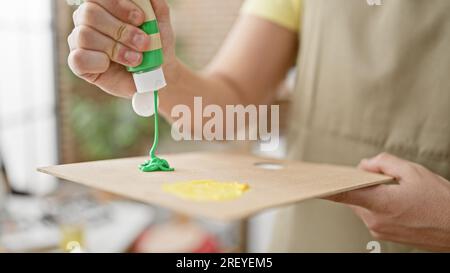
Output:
241,0,303,33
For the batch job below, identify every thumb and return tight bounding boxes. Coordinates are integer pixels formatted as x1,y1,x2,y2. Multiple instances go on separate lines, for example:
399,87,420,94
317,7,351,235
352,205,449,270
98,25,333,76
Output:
358,152,411,181
325,153,402,209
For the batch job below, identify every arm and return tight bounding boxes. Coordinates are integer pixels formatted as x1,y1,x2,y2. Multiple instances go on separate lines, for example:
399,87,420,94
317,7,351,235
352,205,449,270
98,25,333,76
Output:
159,14,298,121
327,153,450,252
67,0,298,122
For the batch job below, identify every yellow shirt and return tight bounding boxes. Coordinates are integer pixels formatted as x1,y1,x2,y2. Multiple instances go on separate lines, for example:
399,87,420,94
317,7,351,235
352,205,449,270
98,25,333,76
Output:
241,0,303,32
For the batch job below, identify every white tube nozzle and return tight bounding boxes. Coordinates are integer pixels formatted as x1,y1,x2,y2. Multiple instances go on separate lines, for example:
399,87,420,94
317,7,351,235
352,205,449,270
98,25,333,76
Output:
132,67,166,117
133,67,166,93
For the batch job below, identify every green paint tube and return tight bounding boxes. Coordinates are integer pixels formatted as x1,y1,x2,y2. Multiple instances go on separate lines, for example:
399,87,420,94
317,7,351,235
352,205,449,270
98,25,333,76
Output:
127,0,174,172
128,0,166,117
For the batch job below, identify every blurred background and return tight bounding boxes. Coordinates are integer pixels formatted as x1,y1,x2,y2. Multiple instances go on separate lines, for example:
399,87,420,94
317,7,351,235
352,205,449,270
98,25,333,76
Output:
0,0,293,253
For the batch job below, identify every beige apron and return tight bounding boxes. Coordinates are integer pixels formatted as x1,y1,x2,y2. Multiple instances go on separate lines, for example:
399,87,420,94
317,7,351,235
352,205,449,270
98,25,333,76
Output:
271,0,450,252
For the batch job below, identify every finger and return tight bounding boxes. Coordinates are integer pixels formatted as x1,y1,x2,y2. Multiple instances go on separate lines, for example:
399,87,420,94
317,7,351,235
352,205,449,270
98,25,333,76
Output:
69,25,142,67
89,63,136,98
85,0,145,26
349,206,388,240
349,205,372,223
150,0,171,23
325,184,389,211
358,153,412,180
73,2,151,52
68,48,110,76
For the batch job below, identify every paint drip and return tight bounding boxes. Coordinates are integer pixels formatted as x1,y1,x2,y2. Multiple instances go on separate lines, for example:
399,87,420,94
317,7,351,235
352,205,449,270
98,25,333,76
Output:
139,91,174,172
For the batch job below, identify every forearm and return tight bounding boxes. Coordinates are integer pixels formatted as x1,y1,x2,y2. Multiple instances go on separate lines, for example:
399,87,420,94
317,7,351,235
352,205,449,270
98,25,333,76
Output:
158,60,248,122
158,15,298,123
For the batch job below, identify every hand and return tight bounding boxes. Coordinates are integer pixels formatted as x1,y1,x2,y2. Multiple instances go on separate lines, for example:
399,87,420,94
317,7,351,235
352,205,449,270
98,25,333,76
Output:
67,0,177,98
327,153,450,252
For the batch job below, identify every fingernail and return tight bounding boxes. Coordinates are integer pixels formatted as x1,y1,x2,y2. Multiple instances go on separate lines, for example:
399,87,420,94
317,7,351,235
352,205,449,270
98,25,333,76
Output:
125,50,141,65
133,34,149,49
129,10,142,25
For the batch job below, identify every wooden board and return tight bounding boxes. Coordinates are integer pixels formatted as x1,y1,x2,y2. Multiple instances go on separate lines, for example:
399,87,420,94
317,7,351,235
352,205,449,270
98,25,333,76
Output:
38,152,393,221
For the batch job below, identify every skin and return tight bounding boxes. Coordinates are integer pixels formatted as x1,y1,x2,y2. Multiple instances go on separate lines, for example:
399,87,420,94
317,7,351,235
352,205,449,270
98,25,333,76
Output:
327,153,450,252
67,0,450,251
67,0,298,118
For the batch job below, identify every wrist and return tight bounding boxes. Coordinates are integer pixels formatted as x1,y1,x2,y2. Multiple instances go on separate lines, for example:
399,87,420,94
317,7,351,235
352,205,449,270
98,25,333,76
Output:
162,58,183,86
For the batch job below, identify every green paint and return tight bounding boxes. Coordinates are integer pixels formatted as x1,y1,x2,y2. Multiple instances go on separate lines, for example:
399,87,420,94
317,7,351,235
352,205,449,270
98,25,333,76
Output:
127,20,164,74
140,20,159,35
127,17,170,171
139,91,174,172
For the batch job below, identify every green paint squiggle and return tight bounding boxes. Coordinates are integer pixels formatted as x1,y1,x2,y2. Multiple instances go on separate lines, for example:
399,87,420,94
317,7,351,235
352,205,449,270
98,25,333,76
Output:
139,91,174,172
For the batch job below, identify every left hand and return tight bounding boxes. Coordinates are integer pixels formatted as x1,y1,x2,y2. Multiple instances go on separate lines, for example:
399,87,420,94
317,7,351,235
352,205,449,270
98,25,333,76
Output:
327,153,450,252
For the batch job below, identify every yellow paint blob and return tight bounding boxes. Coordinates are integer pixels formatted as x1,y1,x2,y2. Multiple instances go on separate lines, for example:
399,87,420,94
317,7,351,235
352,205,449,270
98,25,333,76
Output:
162,180,249,202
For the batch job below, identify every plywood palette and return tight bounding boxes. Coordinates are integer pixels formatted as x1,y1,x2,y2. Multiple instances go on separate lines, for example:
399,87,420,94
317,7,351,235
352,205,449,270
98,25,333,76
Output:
38,152,393,221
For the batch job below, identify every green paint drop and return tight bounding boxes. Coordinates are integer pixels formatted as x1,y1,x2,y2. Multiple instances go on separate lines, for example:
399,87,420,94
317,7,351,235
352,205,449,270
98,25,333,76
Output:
139,91,174,172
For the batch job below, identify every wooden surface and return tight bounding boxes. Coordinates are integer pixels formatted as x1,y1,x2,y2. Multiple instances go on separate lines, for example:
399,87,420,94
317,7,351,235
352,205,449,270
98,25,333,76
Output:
38,152,393,221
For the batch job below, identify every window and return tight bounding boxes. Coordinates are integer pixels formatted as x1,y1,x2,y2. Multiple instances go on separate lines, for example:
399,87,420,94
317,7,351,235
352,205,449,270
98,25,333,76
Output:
0,0,58,194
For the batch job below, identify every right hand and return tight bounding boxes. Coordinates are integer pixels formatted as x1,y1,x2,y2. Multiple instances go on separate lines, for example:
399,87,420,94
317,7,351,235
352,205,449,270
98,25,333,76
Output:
68,0,176,98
